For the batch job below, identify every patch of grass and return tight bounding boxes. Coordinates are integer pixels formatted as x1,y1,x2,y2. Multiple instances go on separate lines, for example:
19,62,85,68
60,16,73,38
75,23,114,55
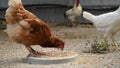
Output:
91,40,110,54
83,40,110,54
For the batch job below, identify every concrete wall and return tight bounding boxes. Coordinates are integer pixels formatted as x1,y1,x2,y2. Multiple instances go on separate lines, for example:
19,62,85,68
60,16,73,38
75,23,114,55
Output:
0,0,120,24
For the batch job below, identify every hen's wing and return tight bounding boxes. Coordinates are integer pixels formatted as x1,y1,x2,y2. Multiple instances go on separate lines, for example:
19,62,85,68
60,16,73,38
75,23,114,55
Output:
19,18,51,34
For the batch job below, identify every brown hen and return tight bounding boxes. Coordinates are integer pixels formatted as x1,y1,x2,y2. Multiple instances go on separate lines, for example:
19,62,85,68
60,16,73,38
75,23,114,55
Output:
5,0,64,56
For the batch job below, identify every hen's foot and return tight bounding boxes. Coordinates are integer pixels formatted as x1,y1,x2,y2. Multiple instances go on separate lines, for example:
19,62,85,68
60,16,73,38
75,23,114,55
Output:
112,40,120,50
25,46,46,57
29,51,46,57
100,40,109,48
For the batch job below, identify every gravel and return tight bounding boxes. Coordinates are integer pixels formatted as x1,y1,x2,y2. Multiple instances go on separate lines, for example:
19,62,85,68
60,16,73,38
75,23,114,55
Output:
0,25,120,68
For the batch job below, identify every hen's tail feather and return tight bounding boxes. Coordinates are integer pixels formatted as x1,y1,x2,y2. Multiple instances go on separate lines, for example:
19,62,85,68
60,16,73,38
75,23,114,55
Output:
83,11,94,22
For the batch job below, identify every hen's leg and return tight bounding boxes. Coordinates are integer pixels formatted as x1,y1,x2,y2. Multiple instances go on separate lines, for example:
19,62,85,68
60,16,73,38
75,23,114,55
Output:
101,29,110,49
111,32,120,50
68,21,74,27
71,22,76,27
25,46,45,57
101,30,110,48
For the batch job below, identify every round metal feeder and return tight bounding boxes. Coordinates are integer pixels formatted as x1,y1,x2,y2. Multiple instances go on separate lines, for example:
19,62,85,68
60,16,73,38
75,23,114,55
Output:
24,52,78,64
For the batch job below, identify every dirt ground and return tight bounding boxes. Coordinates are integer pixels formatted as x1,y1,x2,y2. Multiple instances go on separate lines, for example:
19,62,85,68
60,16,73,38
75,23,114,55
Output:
0,24,120,68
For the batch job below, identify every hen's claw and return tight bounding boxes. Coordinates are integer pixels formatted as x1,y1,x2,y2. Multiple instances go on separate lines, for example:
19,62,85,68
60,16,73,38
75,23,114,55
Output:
29,51,46,57
25,46,46,57
101,40,109,48
112,40,120,50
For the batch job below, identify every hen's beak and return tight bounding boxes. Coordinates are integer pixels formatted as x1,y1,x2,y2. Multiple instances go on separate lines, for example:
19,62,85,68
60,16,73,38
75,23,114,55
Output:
60,48,64,51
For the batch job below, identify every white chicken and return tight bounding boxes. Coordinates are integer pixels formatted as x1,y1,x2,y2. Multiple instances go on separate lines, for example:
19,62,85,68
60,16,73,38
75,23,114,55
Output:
65,0,82,26
83,7,120,50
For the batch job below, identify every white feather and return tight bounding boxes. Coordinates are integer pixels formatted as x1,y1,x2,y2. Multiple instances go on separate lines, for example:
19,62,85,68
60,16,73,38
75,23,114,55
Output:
83,11,94,22
83,7,120,31
6,24,21,41
8,0,22,7
19,20,30,30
